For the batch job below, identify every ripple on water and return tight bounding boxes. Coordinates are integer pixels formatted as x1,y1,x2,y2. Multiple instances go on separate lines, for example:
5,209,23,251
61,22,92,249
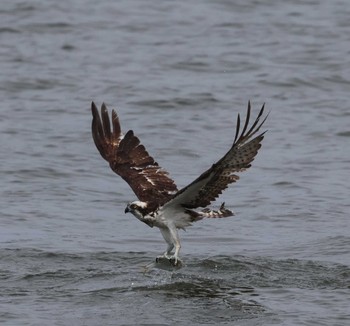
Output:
2,249,349,324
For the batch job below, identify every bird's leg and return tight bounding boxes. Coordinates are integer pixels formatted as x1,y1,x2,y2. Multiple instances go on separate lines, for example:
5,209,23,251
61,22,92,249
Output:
156,226,182,266
156,228,174,262
164,243,174,258
168,226,181,266
156,243,174,262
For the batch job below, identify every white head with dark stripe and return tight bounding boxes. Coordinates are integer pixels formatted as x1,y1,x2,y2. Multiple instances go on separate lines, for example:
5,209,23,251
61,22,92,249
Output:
125,201,148,219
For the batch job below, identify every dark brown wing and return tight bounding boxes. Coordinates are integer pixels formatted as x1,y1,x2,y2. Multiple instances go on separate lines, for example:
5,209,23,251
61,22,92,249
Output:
165,101,267,209
91,102,178,210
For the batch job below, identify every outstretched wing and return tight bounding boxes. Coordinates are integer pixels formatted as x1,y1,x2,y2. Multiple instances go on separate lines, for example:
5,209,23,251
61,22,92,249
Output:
91,102,178,209
165,101,267,210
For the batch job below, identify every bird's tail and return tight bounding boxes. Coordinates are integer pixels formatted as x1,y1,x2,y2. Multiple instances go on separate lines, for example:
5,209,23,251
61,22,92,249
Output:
185,202,234,222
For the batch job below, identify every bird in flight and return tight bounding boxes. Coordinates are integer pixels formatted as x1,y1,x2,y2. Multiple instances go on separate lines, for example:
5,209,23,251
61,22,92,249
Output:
91,101,267,266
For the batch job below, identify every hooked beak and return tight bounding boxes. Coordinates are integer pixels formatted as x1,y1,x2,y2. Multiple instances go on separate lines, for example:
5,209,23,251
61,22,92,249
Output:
125,207,130,214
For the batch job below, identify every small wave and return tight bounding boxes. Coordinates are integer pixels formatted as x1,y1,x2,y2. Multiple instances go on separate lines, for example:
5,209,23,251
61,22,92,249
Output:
336,131,350,137
0,27,20,34
130,93,218,110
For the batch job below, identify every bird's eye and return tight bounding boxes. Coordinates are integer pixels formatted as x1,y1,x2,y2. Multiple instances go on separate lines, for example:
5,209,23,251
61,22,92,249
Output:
130,204,136,209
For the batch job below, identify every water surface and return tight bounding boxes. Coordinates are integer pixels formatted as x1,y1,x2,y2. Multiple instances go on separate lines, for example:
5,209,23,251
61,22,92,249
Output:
1,1,350,325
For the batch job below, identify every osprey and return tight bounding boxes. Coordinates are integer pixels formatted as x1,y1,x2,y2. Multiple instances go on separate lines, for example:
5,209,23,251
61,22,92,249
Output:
91,101,267,265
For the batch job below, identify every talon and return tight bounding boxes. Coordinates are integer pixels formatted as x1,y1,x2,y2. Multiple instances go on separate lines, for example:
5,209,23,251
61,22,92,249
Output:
156,253,171,263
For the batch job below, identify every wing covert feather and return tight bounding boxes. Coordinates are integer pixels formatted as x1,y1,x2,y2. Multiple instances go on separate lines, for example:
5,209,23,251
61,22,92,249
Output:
166,101,267,209
91,102,178,210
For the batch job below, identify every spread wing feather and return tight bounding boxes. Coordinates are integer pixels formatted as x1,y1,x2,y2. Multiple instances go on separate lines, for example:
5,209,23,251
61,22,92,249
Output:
91,102,178,210
165,101,267,210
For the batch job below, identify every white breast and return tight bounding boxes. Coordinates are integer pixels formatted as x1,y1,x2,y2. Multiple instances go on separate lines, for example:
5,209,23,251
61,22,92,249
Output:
153,206,193,230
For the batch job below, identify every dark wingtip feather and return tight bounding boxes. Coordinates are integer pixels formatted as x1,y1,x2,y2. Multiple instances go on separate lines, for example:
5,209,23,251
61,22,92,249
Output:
239,102,268,142
91,101,97,110
101,103,111,140
240,100,251,138
234,113,241,144
257,103,265,121
111,109,121,137
91,102,106,159
255,104,269,134
91,102,103,136
91,102,99,118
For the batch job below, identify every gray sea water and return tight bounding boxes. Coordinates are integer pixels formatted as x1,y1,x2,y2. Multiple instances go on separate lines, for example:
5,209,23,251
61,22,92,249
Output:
1,0,350,325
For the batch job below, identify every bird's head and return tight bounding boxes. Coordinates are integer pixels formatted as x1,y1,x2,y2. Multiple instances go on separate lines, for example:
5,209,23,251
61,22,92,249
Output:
125,201,148,219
